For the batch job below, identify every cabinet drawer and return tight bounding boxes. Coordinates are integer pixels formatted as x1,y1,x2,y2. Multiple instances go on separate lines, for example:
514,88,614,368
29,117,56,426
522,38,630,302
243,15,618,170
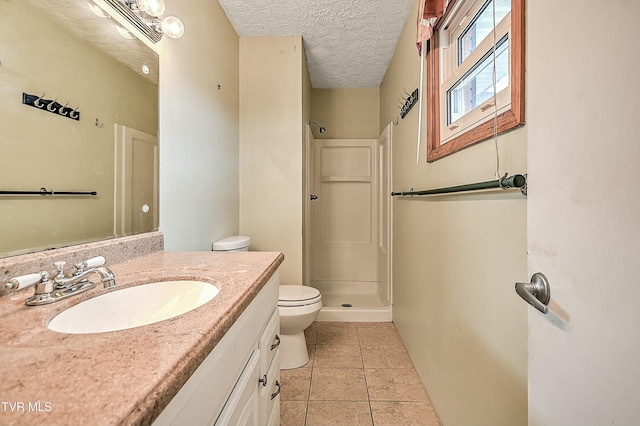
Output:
260,349,281,426
258,308,280,375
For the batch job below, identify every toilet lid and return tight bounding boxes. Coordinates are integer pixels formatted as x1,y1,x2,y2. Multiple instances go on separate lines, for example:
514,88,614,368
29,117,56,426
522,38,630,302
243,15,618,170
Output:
278,285,321,307
211,235,250,251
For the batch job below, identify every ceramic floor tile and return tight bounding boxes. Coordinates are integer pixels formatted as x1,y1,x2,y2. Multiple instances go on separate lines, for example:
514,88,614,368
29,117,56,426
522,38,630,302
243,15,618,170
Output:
280,400,307,426
280,322,441,426
356,322,396,329
357,326,404,347
316,323,359,346
310,368,368,401
306,401,373,425
314,344,363,368
280,368,312,401
361,345,414,369
365,368,430,401
370,401,441,426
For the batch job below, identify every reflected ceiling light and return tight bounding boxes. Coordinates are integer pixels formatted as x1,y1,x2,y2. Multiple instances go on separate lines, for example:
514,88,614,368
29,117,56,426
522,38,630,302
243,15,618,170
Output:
88,2,109,18
116,25,135,39
99,0,185,43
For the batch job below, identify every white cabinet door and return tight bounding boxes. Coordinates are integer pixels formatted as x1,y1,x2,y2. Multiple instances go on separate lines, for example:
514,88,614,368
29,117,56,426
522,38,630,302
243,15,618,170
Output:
215,350,260,426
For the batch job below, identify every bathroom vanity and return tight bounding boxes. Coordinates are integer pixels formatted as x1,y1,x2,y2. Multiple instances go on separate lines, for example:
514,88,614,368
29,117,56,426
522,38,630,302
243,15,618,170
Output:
153,271,281,425
0,237,283,425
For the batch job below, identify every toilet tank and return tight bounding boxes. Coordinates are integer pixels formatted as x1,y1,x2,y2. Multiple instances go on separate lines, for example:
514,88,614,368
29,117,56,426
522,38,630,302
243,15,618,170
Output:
211,235,251,252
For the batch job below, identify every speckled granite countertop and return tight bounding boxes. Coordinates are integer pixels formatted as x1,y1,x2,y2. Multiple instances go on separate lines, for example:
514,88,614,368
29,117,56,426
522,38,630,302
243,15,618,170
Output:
0,250,284,425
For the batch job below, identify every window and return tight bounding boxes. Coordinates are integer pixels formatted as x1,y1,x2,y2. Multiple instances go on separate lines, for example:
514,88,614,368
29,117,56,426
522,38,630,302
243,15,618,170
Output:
425,0,524,162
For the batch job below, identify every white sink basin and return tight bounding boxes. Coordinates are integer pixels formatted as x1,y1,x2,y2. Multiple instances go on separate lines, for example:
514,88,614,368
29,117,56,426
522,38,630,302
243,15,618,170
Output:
47,280,219,334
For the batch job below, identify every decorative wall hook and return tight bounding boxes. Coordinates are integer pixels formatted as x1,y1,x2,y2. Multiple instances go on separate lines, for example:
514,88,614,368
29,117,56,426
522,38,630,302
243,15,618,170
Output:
400,88,419,119
22,93,80,121
46,98,58,112
58,102,69,116
95,118,103,128
34,93,46,108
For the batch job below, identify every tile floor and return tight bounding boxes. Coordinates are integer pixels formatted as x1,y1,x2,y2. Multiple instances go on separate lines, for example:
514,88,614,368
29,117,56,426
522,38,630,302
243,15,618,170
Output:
279,322,442,426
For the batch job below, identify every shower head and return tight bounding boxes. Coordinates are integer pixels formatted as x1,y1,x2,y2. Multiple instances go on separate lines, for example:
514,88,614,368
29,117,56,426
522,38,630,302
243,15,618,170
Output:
308,120,327,134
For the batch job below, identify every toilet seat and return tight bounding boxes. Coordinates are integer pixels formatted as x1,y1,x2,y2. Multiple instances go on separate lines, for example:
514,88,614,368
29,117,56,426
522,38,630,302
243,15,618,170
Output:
279,285,321,307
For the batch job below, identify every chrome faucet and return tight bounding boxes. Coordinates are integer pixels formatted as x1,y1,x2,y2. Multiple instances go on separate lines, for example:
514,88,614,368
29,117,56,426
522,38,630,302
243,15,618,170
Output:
52,260,116,289
5,256,116,306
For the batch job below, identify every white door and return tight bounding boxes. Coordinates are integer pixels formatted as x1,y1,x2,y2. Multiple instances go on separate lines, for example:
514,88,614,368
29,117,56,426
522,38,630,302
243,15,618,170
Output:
377,125,393,304
114,124,158,237
527,2,640,425
311,139,378,284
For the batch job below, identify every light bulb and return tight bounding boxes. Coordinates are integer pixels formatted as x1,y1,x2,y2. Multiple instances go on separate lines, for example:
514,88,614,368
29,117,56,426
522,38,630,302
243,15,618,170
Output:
136,0,165,17
160,16,185,39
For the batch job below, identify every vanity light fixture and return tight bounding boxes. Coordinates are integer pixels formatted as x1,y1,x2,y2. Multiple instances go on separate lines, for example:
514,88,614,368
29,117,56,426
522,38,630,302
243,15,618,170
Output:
98,0,184,43
135,0,165,16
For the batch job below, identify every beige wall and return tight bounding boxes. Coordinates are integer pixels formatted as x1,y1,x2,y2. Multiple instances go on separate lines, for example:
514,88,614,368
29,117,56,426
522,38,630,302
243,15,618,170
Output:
379,1,528,424
0,1,157,256
157,0,240,251
311,88,379,139
239,37,305,285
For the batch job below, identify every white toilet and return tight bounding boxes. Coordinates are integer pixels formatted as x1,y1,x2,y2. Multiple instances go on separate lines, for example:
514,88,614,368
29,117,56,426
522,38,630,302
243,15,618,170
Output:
278,285,322,369
211,235,322,369
211,235,251,252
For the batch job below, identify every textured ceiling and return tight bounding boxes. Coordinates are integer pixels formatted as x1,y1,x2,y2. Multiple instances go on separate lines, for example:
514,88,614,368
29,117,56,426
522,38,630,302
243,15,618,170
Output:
218,0,415,88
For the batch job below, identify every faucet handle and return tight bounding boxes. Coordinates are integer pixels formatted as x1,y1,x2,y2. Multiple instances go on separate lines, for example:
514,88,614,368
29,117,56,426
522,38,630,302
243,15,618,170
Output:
74,256,106,275
6,273,43,291
84,256,106,268
53,261,67,278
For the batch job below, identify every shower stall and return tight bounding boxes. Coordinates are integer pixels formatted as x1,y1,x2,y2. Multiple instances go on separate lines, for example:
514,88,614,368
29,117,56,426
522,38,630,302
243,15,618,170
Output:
304,123,393,321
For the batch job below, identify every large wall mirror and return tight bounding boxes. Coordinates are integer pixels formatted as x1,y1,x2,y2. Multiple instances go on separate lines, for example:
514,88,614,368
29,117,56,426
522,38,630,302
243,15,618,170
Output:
0,0,159,258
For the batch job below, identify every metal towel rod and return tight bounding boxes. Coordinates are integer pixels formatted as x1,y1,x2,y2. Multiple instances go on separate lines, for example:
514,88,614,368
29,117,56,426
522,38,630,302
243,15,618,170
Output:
0,187,97,196
391,174,527,197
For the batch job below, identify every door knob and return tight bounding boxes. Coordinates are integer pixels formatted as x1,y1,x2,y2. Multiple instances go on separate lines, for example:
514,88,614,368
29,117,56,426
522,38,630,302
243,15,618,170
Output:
310,194,318,200
515,272,550,314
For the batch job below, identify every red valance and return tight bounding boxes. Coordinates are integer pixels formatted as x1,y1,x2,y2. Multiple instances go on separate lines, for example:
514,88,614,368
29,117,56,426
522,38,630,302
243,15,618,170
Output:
416,0,448,54
422,0,447,18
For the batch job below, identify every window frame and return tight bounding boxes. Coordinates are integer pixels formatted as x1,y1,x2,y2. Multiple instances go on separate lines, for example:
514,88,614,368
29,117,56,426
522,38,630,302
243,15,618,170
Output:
425,0,525,162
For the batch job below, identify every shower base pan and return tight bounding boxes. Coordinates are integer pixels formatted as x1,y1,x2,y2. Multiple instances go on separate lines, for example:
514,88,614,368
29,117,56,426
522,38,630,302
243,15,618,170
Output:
316,305,392,322
313,281,392,322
